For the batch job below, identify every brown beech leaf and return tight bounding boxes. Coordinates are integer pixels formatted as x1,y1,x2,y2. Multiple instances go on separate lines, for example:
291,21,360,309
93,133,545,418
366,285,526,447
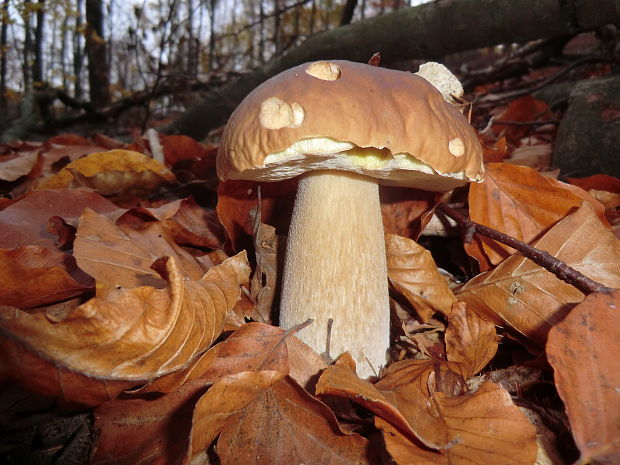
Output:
547,290,620,465
36,149,176,195
567,174,620,212
566,173,620,194
0,252,250,399
468,163,606,264
386,234,456,320
162,196,225,250
216,179,297,252
0,189,118,249
145,322,326,394
0,149,39,181
317,358,537,464
492,96,553,144
187,371,370,465
380,187,440,239
91,376,207,465
457,203,620,346
316,357,424,443
379,383,537,465
0,335,135,406
376,418,445,465
0,246,93,308
480,135,509,164
74,208,206,288
445,301,497,379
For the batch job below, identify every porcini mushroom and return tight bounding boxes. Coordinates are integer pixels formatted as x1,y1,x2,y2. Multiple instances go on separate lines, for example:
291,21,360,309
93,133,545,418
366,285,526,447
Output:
217,60,484,378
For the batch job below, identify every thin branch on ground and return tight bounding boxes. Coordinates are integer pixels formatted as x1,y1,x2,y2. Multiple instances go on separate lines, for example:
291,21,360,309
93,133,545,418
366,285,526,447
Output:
436,202,614,295
476,54,609,106
492,119,560,126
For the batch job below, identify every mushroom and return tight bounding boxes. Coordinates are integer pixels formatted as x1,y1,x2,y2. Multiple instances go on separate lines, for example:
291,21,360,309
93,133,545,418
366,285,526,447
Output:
217,60,484,378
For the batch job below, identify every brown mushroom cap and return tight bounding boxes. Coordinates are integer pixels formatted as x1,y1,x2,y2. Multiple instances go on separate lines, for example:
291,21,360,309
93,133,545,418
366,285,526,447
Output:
217,60,484,191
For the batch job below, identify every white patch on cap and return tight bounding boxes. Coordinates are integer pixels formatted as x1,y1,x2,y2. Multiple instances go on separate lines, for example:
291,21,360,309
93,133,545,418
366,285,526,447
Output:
259,97,305,129
305,61,341,81
448,138,465,157
415,62,464,103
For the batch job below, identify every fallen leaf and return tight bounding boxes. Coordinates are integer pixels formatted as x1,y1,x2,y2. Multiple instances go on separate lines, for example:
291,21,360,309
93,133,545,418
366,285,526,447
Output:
162,197,225,250
145,322,325,394
567,174,620,211
0,336,134,406
457,203,620,346
0,149,39,181
380,383,538,465
546,290,620,465
492,96,553,144
0,252,250,403
92,376,206,465
0,189,118,249
377,418,445,465
0,246,93,308
445,301,497,379
188,371,370,465
380,187,439,239
216,179,297,252
36,149,176,196
375,360,537,465
317,358,537,464
468,163,606,264
566,173,620,194
316,358,424,444
160,134,213,165
386,234,456,320
74,208,206,289
46,134,92,145
505,140,552,170
480,135,509,164
91,133,126,150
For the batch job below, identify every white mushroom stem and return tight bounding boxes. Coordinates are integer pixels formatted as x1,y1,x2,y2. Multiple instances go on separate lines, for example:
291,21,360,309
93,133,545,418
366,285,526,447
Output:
280,170,390,377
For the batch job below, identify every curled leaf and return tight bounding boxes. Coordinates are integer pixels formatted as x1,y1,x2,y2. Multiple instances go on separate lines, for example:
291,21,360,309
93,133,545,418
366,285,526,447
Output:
0,252,250,403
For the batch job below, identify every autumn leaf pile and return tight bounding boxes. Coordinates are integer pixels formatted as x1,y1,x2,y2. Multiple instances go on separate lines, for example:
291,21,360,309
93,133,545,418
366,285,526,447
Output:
0,97,619,465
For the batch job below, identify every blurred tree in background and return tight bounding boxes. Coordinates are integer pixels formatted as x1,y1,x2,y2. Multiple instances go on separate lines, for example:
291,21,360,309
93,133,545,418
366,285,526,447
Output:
0,0,417,136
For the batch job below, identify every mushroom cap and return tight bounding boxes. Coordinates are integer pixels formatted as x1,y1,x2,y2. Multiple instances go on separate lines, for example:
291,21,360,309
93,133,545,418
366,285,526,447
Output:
217,60,484,191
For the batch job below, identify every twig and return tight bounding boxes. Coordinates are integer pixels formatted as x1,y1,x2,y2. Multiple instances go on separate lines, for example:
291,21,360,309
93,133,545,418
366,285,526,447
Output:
492,119,560,127
436,203,614,295
477,54,608,106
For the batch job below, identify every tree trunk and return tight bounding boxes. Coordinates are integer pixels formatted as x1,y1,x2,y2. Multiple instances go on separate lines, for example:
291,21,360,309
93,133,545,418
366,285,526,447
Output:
339,0,357,26
272,0,282,55
73,0,84,99
33,0,45,84
85,0,109,107
206,0,217,71
164,0,620,140
61,15,68,91
187,0,195,76
258,0,265,65
22,0,32,91
0,0,9,110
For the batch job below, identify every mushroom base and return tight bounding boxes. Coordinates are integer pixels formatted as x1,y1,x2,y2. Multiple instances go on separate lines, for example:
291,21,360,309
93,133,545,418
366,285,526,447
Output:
280,170,390,377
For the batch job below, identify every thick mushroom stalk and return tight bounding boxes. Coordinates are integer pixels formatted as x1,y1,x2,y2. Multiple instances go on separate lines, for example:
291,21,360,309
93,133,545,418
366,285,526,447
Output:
280,170,390,377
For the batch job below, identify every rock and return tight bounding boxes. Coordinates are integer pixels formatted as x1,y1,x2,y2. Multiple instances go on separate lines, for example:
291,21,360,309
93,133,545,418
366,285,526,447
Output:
553,75,620,178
